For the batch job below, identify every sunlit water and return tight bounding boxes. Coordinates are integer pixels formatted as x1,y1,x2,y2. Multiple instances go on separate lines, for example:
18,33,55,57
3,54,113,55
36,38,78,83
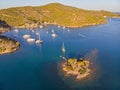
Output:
0,18,120,90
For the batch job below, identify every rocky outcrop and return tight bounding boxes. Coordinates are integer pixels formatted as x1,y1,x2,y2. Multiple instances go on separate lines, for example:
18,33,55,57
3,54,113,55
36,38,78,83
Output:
0,20,11,34
0,35,20,54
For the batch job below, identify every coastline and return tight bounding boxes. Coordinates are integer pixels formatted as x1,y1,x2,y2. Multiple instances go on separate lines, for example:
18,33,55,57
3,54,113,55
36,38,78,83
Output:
61,58,90,80
62,63,90,80
9,17,120,29
0,27,10,34
13,21,106,29
0,36,20,55
0,48,19,55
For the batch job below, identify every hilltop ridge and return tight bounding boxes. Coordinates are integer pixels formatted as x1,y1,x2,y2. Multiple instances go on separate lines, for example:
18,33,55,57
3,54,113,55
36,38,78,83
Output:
0,3,120,29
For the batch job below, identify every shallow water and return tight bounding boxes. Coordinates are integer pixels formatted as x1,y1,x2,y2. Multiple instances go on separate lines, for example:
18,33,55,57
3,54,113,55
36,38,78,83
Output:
0,18,120,90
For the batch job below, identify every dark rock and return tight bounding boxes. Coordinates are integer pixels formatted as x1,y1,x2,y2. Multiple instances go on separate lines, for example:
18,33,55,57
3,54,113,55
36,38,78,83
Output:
0,20,11,34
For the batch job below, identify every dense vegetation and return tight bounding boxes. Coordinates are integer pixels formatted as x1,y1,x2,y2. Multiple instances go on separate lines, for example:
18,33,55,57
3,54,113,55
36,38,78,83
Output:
0,3,120,28
0,36,20,54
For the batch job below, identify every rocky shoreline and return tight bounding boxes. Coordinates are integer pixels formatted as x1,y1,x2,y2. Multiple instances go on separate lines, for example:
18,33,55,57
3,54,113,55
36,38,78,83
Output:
0,28,10,34
0,20,11,34
0,35,20,55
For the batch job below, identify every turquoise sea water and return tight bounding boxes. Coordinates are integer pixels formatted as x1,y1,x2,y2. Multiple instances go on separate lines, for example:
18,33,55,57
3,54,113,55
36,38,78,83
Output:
0,18,120,90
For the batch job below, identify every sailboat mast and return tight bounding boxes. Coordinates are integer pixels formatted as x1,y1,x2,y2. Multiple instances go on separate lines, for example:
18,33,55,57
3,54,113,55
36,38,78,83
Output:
39,33,41,40
63,43,64,49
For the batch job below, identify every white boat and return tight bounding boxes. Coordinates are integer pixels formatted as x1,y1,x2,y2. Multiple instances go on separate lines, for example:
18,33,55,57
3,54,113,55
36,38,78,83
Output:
58,25,60,28
23,35,31,39
39,25,43,28
51,29,54,33
35,33,43,44
27,38,35,43
36,32,39,35
32,30,34,33
51,33,57,38
35,40,43,44
51,29,57,38
68,30,70,32
14,29,18,33
63,26,66,29
13,29,18,36
62,42,66,52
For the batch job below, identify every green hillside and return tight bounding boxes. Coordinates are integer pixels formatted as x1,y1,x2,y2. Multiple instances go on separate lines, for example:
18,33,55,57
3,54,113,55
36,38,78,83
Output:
0,3,120,28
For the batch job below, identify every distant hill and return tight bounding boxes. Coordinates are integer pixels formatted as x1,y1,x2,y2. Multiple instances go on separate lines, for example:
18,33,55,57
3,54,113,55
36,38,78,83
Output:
0,3,120,28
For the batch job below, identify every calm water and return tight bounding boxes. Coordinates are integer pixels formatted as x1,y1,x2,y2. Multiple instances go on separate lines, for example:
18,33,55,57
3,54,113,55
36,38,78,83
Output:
0,18,120,90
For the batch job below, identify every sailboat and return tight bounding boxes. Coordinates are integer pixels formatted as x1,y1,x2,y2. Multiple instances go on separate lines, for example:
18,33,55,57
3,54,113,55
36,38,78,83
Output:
51,29,54,33
62,42,66,52
51,33,57,38
13,29,18,36
51,29,57,38
35,33,43,44
14,29,18,33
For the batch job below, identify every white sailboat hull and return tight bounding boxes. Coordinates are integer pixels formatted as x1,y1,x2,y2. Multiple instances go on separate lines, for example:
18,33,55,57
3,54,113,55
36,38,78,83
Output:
35,40,43,44
62,48,66,52
27,38,35,42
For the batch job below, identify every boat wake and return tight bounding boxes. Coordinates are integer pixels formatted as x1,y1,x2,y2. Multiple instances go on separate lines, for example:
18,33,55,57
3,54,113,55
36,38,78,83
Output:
78,33,87,38
84,48,98,62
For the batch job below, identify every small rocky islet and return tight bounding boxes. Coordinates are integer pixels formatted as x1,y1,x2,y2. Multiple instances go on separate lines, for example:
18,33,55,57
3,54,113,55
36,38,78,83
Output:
62,58,90,80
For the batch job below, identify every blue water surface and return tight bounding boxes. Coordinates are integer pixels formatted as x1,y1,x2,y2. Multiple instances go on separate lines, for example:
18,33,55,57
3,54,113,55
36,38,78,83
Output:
0,18,120,90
